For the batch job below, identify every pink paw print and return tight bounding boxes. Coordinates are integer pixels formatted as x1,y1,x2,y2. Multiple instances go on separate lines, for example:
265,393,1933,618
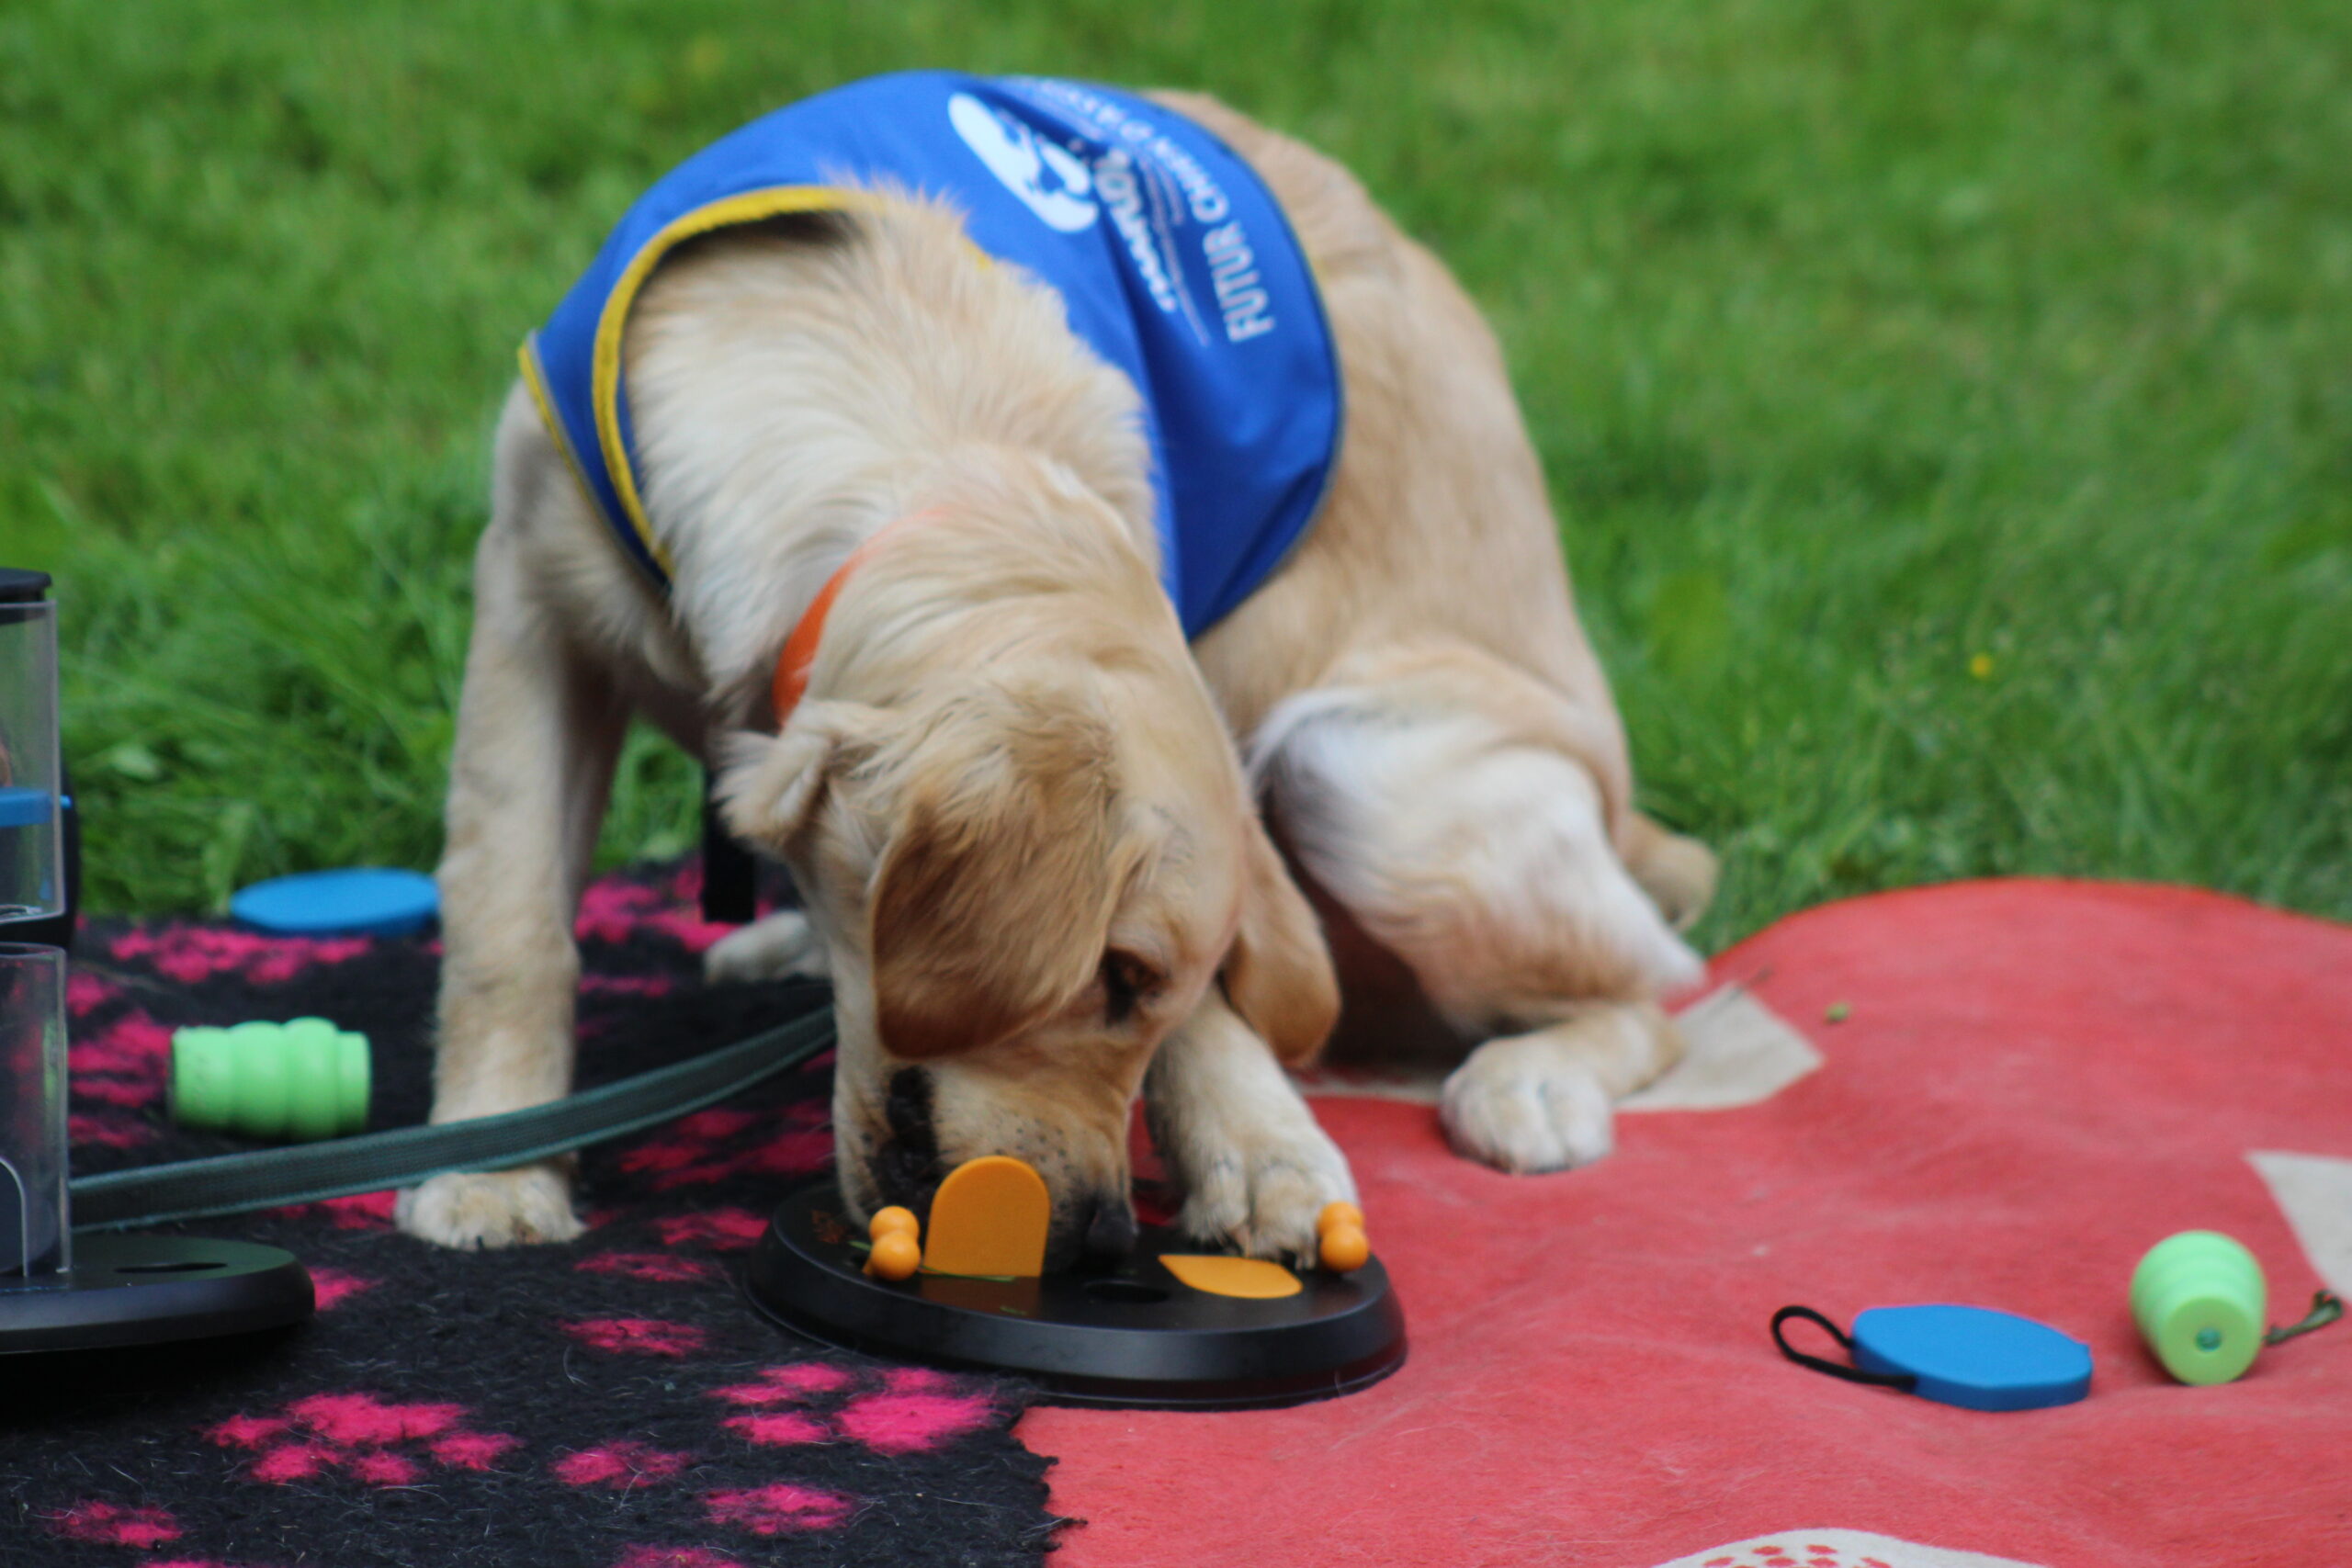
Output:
618,1102,831,1191
614,1549,748,1568
651,1208,771,1250
267,1190,398,1229
69,1009,172,1108
574,878,734,953
559,1317,710,1357
109,925,368,985
42,1500,180,1547
580,972,677,998
575,1251,722,1284
67,970,122,1017
306,1268,379,1310
554,1439,697,1490
709,1362,995,1455
69,1111,155,1149
209,1392,519,1486
703,1482,854,1535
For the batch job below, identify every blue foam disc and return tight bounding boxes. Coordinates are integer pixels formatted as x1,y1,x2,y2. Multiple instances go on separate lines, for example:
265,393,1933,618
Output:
1852,1303,2092,1411
230,868,439,939
0,785,53,829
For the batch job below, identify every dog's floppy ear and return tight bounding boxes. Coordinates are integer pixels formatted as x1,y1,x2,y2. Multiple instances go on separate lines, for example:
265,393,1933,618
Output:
868,684,1120,1060
1222,814,1338,1066
716,700,887,849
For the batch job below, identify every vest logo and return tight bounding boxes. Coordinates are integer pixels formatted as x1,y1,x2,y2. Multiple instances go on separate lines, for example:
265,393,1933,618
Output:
948,93,1098,232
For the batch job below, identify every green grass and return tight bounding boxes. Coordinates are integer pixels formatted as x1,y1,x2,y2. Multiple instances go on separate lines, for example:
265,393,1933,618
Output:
6,0,2350,949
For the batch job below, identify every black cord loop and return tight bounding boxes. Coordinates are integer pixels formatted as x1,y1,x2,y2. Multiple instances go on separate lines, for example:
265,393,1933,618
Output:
2266,1290,2345,1347
1770,1304,1918,1391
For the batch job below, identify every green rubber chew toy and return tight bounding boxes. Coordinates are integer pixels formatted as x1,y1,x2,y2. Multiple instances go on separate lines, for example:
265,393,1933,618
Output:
2132,1230,2267,1385
171,1018,370,1142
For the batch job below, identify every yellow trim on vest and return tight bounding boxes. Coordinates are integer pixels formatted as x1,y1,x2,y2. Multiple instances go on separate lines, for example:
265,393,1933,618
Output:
515,337,618,555
588,186,890,580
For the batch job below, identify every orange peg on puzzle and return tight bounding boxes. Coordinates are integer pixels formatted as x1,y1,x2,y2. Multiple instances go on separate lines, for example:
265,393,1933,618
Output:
865,1205,922,1280
1317,1201,1370,1273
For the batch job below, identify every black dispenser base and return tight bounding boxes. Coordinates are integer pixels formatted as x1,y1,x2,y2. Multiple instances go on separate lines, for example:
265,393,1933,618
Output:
0,1234,313,1355
745,1181,1406,1409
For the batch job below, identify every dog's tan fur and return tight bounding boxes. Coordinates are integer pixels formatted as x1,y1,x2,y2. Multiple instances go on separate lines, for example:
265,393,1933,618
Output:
400,93,1712,1260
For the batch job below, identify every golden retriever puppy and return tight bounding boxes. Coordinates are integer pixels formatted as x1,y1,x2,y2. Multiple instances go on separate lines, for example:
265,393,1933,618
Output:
403,73,1711,1268
400,197,1346,1264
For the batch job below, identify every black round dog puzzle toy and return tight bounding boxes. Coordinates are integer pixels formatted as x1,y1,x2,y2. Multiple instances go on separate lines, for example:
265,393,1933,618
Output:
745,1164,1407,1409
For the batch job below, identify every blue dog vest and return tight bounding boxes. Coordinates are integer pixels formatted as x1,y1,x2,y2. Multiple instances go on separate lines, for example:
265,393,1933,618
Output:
523,72,1341,638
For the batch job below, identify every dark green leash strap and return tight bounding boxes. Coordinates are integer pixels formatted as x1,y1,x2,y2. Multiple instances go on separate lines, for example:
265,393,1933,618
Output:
70,987,836,1233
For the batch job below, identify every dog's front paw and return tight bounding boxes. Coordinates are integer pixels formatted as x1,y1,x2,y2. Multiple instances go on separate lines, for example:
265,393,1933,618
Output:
704,910,830,985
1167,1111,1356,1264
396,1165,583,1249
1440,1047,1614,1174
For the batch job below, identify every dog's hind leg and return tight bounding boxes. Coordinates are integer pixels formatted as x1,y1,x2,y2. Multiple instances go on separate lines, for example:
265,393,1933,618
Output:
1253,647,1704,1177
398,424,630,1249
1438,1001,1684,1172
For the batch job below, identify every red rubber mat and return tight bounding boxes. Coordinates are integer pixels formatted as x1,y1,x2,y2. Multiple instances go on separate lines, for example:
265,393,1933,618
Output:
1024,881,2352,1568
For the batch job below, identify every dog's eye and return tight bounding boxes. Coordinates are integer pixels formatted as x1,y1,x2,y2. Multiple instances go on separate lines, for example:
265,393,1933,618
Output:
1100,950,1159,1027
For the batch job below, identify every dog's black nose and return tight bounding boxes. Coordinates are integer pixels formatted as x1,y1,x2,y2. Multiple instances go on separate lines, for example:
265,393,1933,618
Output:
872,1067,944,1213
1080,1193,1137,1263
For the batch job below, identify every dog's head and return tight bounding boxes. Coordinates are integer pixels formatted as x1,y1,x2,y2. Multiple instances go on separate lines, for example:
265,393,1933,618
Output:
718,492,1334,1268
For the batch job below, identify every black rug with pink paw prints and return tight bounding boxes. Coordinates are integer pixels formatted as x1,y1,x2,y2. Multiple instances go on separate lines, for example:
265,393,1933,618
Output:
1,864,1064,1568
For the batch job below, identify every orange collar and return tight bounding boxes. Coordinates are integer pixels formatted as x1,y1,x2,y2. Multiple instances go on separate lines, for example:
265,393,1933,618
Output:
770,509,942,726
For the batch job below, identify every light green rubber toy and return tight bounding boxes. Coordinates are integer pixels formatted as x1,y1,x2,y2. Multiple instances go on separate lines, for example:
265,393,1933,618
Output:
170,1018,370,1142
2132,1230,2268,1385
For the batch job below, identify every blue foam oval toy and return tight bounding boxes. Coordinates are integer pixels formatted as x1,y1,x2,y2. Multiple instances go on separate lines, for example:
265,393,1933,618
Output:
1775,1302,2092,1412
230,868,439,938
1852,1303,2092,1410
